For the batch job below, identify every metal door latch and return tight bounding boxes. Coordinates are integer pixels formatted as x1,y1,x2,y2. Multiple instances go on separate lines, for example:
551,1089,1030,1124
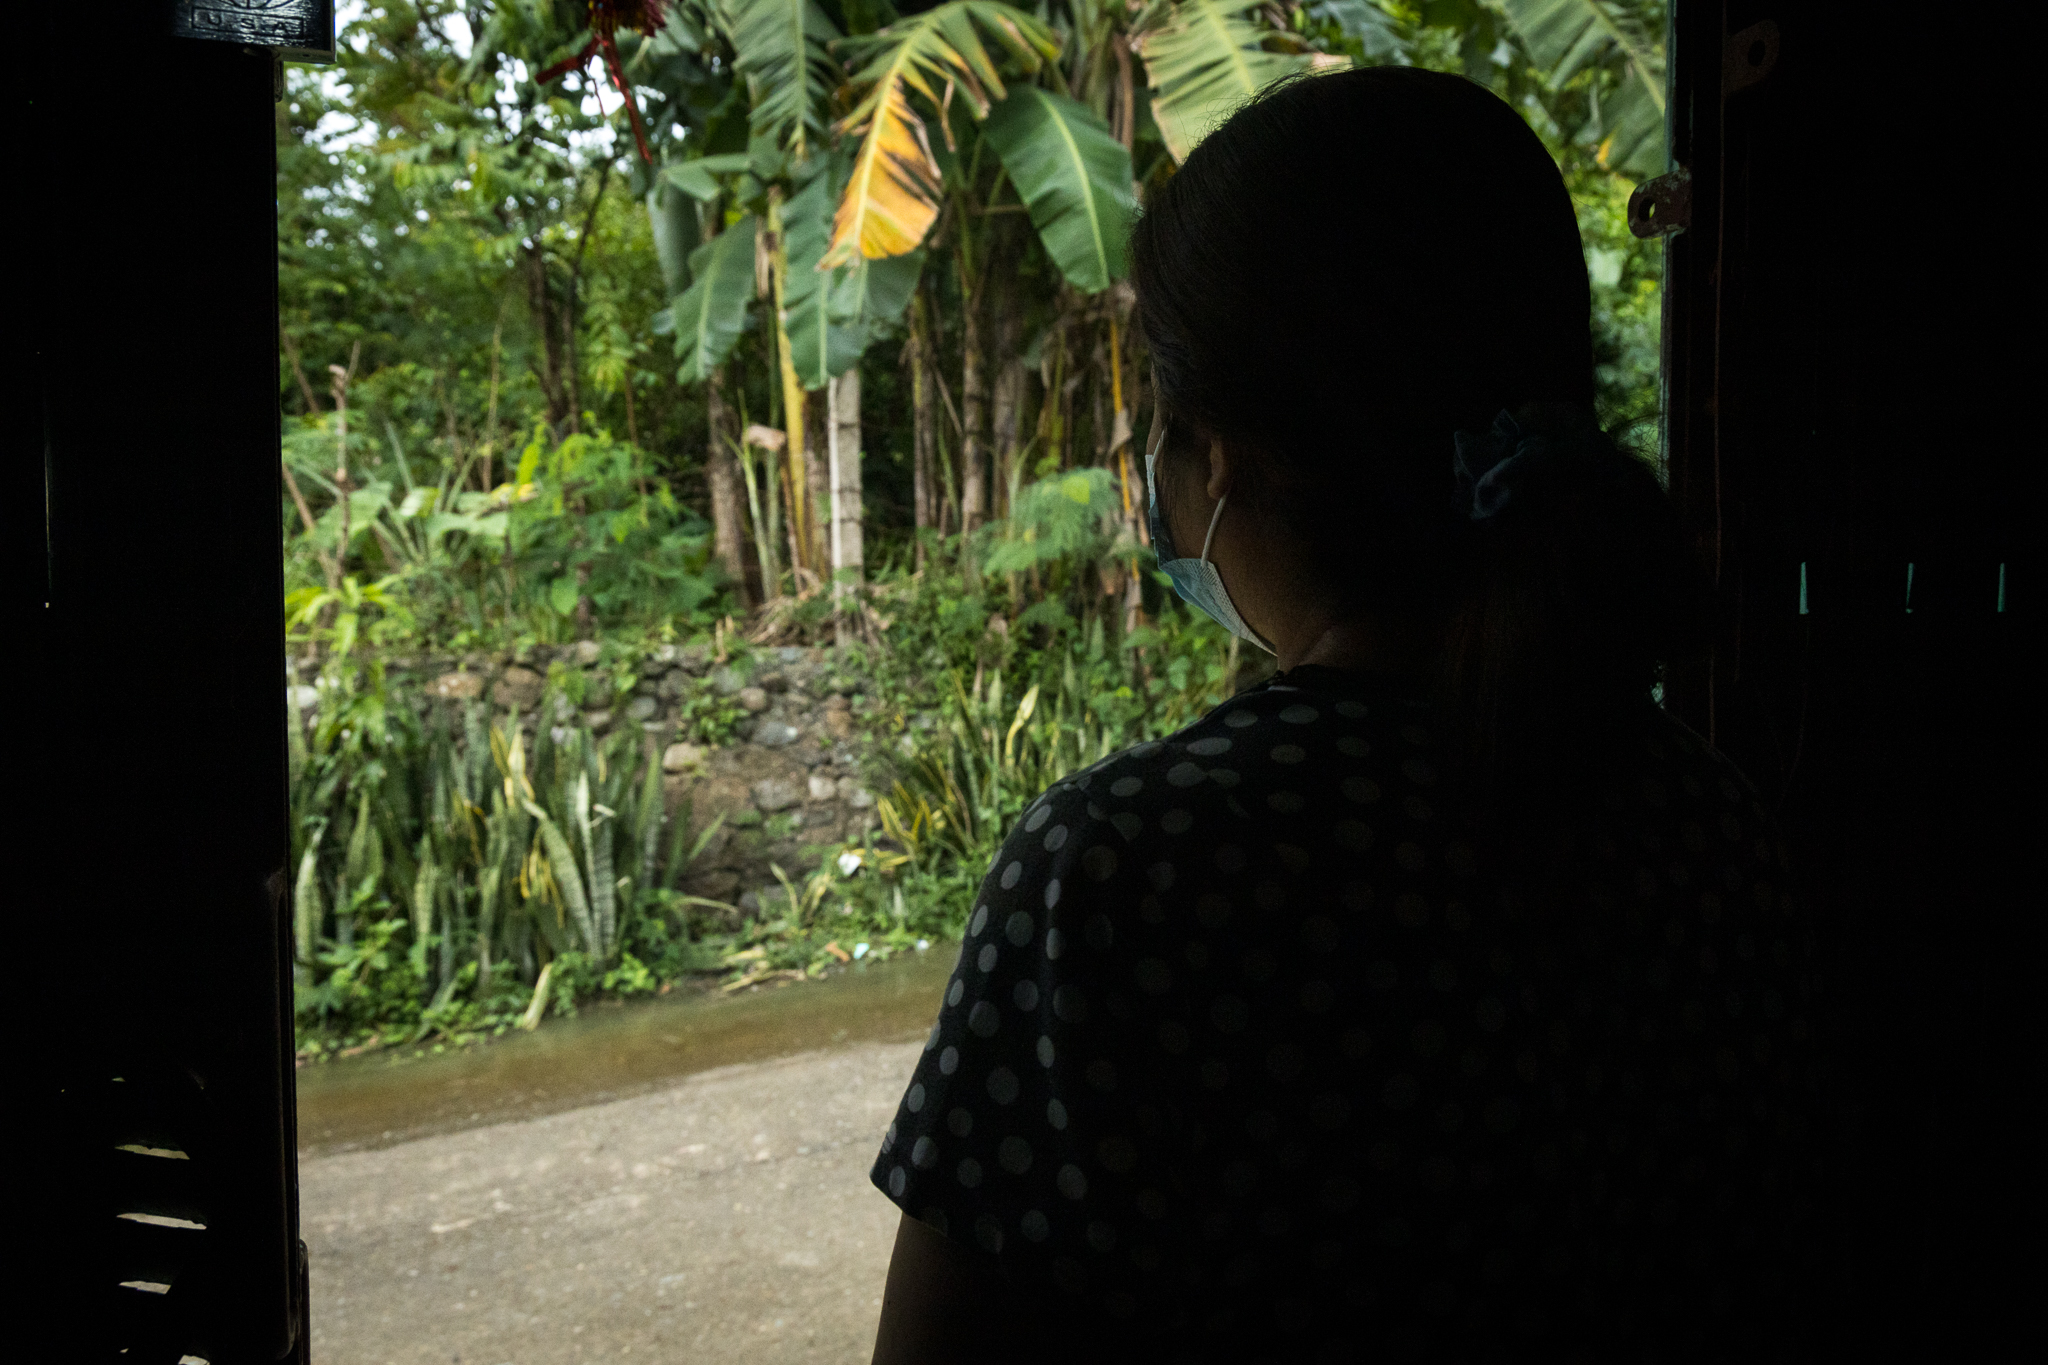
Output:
1629,166,1692,239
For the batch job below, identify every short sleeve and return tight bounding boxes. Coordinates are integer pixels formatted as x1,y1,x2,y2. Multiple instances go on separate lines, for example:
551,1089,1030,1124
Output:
869,763,1169,1311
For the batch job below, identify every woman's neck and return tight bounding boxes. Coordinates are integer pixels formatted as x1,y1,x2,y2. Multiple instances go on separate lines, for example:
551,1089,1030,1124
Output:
1276,615,1432,679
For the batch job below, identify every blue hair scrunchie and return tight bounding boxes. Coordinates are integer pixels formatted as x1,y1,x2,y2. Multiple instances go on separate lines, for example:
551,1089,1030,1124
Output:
1454,409,1581,521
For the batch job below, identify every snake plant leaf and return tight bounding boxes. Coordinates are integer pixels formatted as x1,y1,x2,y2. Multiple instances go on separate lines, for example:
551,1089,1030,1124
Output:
1131,0,1343,163
476,864,502,971
411,850,437,978
825,1,1060,265
636,751,665,890
981,87,1136,294
672,215,760,384
292,835,324,970
718,0,843,158
1493,0,1666,178
573,773,619,964
525,800,601,958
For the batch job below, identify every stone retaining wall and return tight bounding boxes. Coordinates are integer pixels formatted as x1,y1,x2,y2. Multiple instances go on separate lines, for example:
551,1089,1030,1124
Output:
292,640,887,920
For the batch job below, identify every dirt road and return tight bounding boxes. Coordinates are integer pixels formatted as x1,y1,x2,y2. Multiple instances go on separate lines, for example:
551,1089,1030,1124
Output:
300,1040,921,1364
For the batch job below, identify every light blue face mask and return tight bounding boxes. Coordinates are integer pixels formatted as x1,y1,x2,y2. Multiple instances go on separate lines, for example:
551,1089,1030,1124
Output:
1145,418,1274,653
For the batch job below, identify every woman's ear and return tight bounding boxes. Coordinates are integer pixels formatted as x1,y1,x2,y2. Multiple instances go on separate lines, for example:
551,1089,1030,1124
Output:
1207,435,1235,501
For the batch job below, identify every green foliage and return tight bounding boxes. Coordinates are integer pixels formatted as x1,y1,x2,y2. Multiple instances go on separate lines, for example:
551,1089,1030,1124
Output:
673,677,750,746
1492,0,1667,178
721,0,845,157
1132,0,1332,163
980,87,1137,292
662,217,761,383
282,420,726,651
289,662,731,1057
276,0,1671,1052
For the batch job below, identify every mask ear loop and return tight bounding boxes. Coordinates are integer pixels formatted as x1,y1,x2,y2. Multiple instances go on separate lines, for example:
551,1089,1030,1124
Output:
1198,495,1228,563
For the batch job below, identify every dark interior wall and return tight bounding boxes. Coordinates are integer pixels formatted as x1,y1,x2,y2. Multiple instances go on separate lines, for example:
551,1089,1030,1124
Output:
15,8,302,1359
3,1,2033,1358
1661,3,2033,1356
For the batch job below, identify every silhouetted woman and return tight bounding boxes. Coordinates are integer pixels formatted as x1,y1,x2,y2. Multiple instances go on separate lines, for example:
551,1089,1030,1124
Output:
868,67,1821,1364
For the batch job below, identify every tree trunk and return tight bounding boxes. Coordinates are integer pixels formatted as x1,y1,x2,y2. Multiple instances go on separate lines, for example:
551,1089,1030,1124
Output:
828,367,865,645
990,269,1026,519
910,299,935,570
804,388,831,578
524,243,571,433
706,370,752,609
766,194,815,577
960,279,988,533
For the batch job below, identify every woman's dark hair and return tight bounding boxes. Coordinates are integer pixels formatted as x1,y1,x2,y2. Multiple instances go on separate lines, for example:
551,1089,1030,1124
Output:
1131,68,1709,789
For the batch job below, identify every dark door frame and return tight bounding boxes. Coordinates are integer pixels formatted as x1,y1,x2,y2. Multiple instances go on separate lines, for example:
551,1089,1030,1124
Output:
17,7,311,1360
1659,3,2030,1357
10,2,2031,1359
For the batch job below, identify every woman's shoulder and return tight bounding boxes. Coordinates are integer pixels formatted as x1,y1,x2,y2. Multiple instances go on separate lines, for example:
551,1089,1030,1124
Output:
988,672,1433,926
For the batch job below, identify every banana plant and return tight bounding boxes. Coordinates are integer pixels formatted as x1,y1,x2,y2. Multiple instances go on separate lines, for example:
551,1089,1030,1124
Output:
1130,0,1347,163
656,213,761,382
823,1,1061,266
717,0,843,159
979,86,1136,293
1491,0,1666,177
783,158,925,388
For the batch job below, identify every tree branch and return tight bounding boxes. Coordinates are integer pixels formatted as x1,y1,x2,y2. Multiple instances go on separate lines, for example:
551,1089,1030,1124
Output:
282,459,341,589
281,326,323,414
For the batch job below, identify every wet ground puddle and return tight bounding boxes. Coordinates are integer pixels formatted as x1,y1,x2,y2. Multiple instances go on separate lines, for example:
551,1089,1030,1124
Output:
296,946,954,1157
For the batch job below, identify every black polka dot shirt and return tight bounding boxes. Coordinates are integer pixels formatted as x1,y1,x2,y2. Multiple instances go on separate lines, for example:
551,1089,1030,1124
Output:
871,666,1823,1361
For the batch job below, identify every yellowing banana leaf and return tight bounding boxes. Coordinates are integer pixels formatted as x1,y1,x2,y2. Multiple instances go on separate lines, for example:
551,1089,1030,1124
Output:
827,82,942,263
671,215,760,384
1494,0,1666,178
981,87,1136,294
1132,0,1341,163
825,1,1059,265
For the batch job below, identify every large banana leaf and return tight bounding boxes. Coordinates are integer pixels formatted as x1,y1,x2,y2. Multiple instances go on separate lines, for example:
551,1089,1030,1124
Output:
668,215,759,384
647,182,701,299
1494,0,1666,178
833,250,924,345
981,87,1136,294
789,164,927,386
660,153,754,204
825,1,1059,265
783,166,854,388
1132,0,1340,163
718,0,842,157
